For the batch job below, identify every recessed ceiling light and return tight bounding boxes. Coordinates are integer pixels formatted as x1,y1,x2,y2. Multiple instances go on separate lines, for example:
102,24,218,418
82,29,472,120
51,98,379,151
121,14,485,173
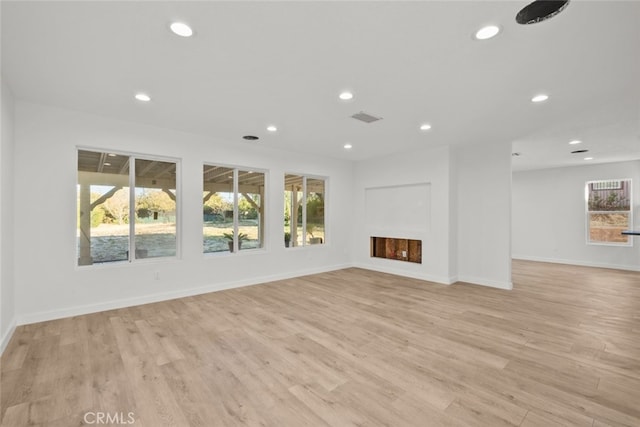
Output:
474,25,501,40
419,123,432,131
569,140,582,145
266,125,277,132
531,94,549,103
170,22,193,37
339,91,354,101
343,143,353,150
108,153,117,157
584,157,593,160
135,93,151,102
104,162,111,166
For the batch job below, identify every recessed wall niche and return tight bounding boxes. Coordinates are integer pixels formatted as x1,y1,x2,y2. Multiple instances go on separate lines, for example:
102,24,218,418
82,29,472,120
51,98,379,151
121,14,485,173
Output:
364,183,430,231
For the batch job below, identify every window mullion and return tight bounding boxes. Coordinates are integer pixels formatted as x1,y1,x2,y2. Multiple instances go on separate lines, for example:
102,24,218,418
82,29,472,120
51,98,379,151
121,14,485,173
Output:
302,176,307,246
233,168,239,253
129,156,136,262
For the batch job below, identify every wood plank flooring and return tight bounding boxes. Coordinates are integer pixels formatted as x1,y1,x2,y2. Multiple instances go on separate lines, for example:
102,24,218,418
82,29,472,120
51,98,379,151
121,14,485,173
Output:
1,260,639,426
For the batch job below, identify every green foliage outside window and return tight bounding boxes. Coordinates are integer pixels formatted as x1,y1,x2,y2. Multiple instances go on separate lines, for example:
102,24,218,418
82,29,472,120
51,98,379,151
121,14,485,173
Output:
588,192,630,211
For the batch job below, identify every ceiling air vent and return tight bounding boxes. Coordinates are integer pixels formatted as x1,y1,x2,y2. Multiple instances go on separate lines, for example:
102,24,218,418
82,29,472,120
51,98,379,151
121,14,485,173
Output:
351,111,383,124
516,0,570,25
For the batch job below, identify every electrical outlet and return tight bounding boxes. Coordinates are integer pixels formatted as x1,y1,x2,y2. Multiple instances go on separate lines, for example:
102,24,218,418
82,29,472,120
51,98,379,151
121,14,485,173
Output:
402,251,407,257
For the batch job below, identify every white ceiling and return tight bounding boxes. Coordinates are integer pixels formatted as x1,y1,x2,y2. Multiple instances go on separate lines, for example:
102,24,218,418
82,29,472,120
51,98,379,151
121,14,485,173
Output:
2,1,639,170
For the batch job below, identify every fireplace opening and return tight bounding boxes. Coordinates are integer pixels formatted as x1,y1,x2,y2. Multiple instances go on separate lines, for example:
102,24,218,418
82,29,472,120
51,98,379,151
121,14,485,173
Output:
371,237,422,264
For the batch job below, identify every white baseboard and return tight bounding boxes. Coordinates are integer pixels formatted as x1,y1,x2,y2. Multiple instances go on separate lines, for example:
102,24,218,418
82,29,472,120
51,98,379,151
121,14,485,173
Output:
352,262,455,285
17,263,353,326
15,260,523,327
1,317,17,355
512,255,640,272
455,275,513,290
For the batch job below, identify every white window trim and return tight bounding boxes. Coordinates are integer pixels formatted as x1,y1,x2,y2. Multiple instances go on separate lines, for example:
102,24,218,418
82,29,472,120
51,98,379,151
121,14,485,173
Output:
585,178,633,247
202,162,268,256
284,173,328,248
76,147,181,268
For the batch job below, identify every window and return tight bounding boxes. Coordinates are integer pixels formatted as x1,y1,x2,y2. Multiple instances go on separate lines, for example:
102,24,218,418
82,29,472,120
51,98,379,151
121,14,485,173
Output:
203,165,265,253
284,174,325,247
77,149,178,266
586,179,632,245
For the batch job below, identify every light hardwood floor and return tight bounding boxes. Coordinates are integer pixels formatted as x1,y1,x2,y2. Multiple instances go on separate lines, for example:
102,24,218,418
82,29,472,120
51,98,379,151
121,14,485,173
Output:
1,260,639,426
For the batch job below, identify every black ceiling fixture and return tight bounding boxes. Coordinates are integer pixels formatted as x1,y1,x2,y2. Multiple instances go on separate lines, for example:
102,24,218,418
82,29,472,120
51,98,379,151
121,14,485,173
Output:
516,0,570,25
242,135,259,141
571,149,589,154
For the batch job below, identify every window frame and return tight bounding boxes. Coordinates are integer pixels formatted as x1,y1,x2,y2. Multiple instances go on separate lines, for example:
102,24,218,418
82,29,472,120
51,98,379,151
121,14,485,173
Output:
585,178,633,247
76,147,181,267
202,162,268,255
284,173,327,248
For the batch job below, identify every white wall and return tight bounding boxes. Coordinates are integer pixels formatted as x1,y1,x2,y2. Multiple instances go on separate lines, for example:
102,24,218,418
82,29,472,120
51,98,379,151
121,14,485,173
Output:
1,78,17,353
455,141,512,289
513,161,640,270
352,146,456,283
13,102,354,324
